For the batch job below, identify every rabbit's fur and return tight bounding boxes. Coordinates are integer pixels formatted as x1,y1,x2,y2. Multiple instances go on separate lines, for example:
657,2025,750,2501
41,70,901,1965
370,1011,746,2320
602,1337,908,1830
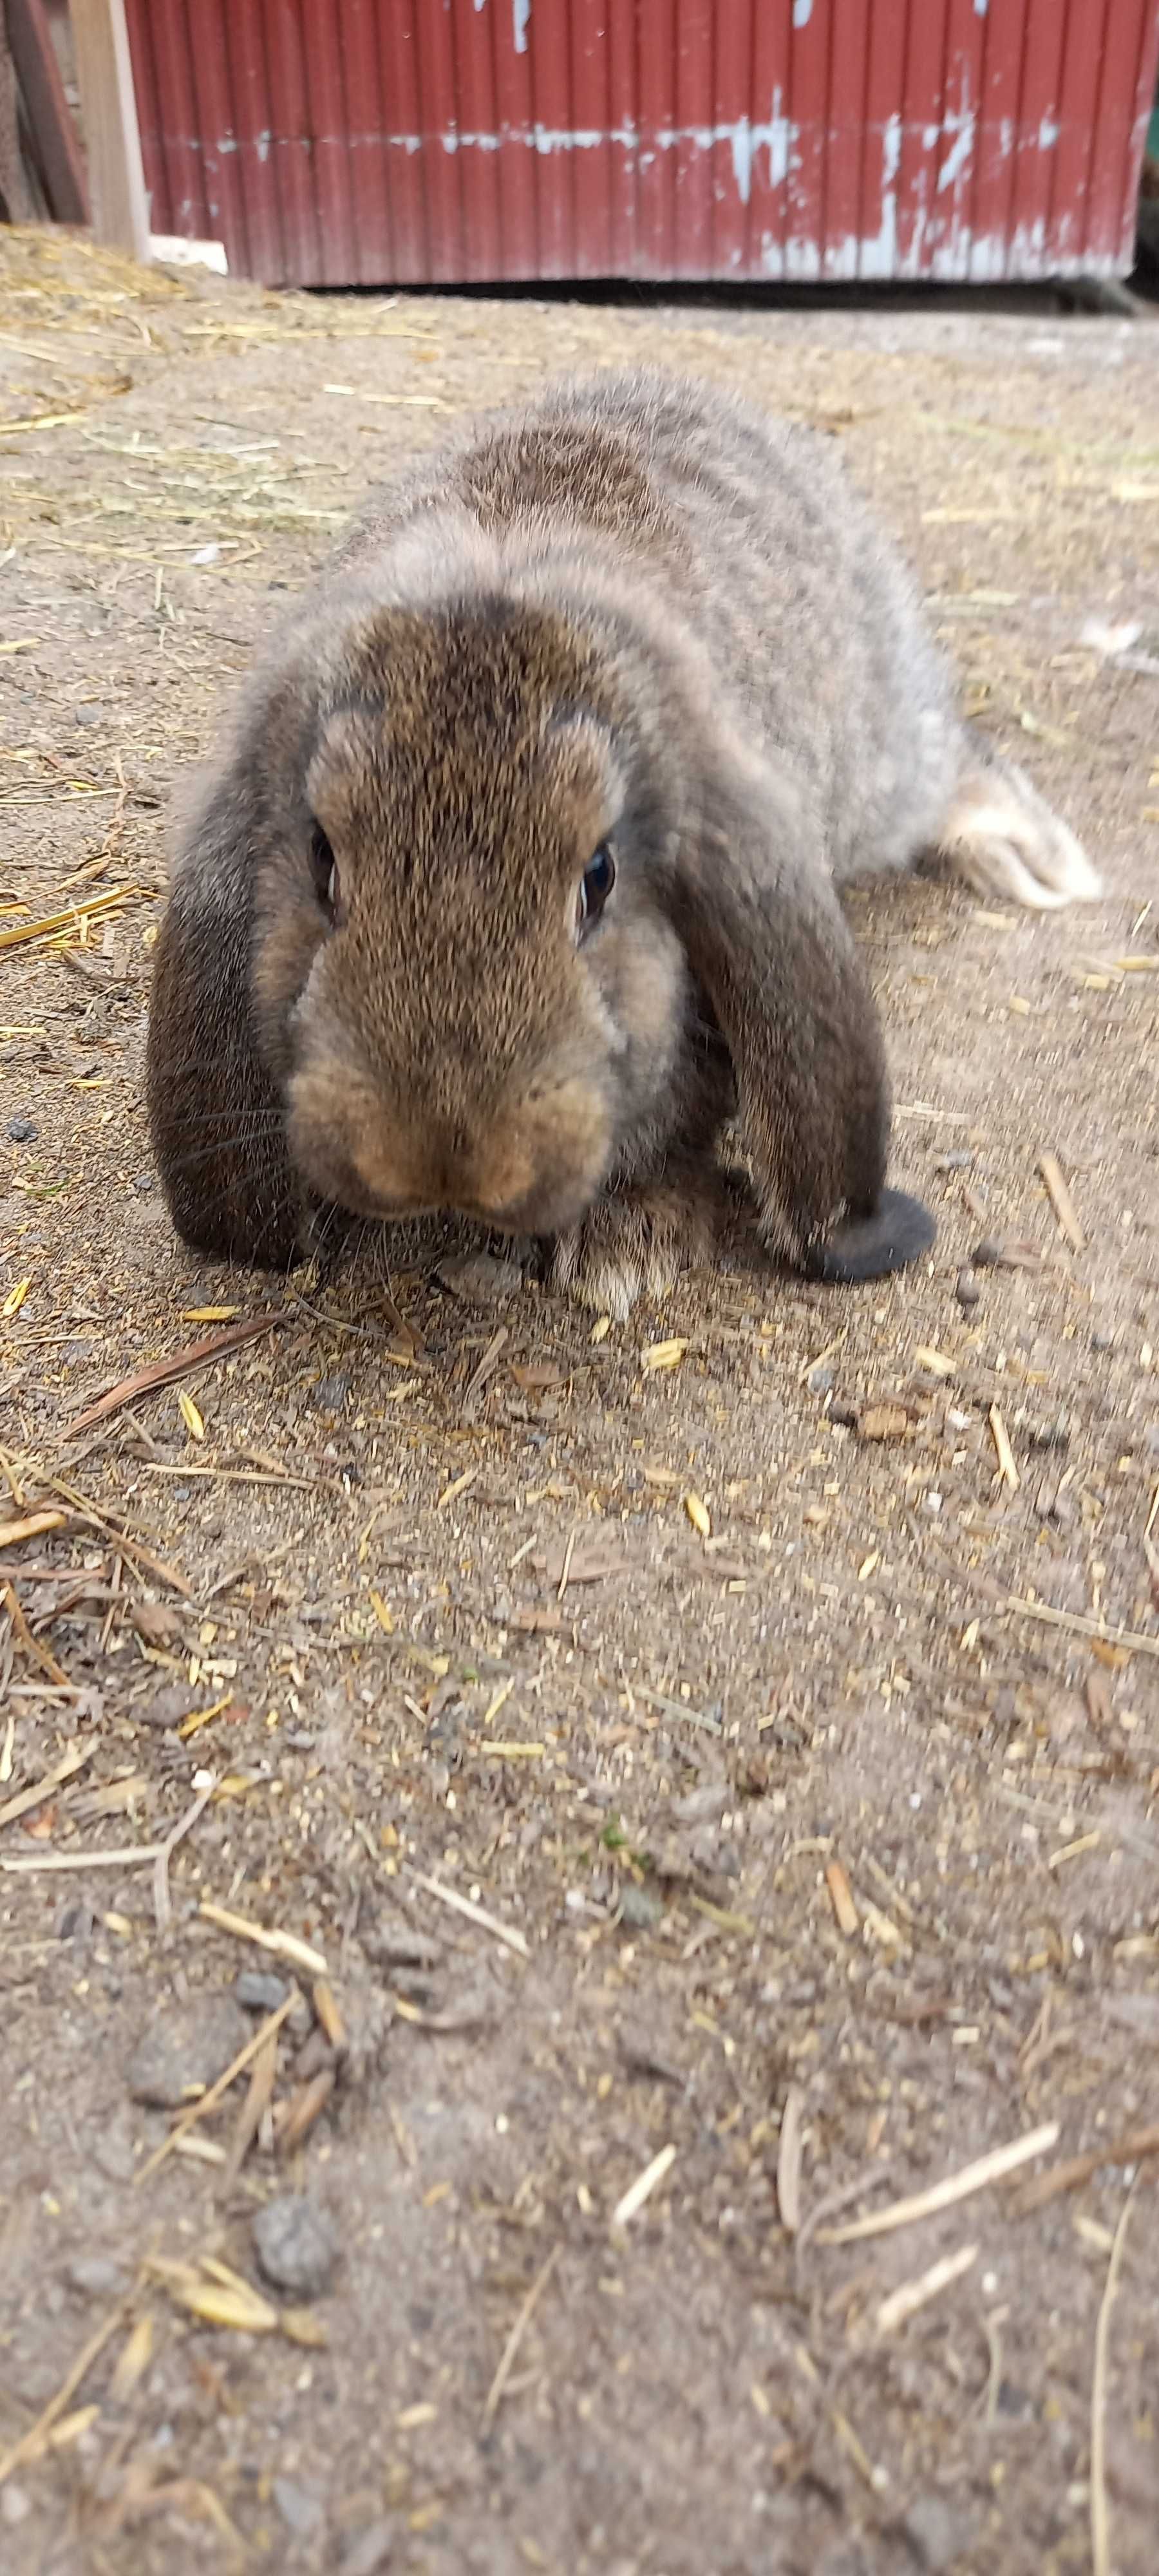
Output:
147,370,1099,1316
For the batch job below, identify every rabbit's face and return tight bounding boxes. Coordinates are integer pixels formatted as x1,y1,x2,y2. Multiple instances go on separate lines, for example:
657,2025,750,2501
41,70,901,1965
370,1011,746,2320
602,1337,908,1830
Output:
256,600,688,1241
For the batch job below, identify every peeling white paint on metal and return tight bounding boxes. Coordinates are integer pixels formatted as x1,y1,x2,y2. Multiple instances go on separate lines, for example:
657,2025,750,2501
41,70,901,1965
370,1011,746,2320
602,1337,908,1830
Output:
791,0,813,24
850,111,901,278
936,113,975,192
723,95,794,201
824,213,1086,287
822,232,861,281
974,0,988,14
431,109,798,202
223,91,1124,282
770,110,902,281
784,238,822,281
881,109,902,186
513,0,530,55
531,124,592,153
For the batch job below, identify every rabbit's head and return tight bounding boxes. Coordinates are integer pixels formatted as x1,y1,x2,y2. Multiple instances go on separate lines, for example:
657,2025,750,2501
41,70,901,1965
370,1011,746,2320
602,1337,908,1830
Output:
147,533,925,1287
263,582,693,1245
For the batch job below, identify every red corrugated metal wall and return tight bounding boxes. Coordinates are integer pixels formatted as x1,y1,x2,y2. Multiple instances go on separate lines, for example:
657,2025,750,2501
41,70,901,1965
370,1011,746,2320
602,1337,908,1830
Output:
124,0,1159,287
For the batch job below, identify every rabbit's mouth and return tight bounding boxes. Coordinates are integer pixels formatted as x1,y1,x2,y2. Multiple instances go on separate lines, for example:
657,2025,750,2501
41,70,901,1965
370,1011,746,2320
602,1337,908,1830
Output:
286,1058,616,1249
319,1170,606,1247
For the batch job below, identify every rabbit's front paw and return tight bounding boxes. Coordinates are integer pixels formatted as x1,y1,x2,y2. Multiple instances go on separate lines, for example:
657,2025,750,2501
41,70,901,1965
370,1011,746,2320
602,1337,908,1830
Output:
550,1177,718,1322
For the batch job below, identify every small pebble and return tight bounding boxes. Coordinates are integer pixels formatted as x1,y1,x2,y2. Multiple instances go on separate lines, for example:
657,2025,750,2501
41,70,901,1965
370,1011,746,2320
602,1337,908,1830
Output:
6,1115,37,1143
670,1785,729,1826
1091,1327,1117,1352
1,2486,31,2528
955,1265,981,1308
73,703,104,726
66,2253,129,2300
138,1683,193,1730
127,1991,250,2109
932,1148,973,1171
899,2495,977,2571
272,2477,325,2541
131,1171,154,1193
339,2520,395,2576
252,2193,340,2298
972,1236,1003,1268
92,2103,137,2184
1027,1415,1070,1452
361,1921,444,1970
234,1969,290,2014
618,1884,664,1930
437,1250,523,1305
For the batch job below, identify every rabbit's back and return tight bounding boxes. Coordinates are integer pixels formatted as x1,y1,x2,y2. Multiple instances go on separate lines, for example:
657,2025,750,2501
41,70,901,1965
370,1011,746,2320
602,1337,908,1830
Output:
337,370,957,882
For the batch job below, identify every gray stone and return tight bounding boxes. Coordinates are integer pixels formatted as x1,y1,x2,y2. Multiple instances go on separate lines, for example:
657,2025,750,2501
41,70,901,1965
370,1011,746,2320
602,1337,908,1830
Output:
900,2496,976,2572
361,1919,443,1971
92,2102,137,2184
1027,1414,1070,1451
252,2194,341,2299
127,1991,250,2108
137,1683,193,1730
272,2477,325,2540
339,2521,395,2576
436,1251,523,1305
234,1969,290,2014
617,1884,664,1929
66,2253,129,2300
7,1115,37,1142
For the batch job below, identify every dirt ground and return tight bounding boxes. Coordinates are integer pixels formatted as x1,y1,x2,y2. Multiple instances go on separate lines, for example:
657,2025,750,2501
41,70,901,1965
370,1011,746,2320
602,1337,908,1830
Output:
1,225,1158,2576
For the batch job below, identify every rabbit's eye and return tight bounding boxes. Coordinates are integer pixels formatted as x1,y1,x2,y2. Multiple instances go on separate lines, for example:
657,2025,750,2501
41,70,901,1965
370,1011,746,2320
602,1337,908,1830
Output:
575,841,616,941
310,823,339,922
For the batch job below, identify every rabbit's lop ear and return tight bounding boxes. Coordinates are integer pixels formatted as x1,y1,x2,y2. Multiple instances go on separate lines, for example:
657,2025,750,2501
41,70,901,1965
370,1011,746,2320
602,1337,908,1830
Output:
146,764,302,1270
678,741,934,1283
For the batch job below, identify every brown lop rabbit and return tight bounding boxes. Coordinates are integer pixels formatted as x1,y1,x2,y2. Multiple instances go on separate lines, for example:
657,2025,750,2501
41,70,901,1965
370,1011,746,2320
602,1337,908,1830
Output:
146,370,1099,1318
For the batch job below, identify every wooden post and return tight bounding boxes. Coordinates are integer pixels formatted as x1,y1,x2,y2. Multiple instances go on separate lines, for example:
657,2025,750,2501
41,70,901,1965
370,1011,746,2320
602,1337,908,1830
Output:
70,0,149,260
6,0,90,225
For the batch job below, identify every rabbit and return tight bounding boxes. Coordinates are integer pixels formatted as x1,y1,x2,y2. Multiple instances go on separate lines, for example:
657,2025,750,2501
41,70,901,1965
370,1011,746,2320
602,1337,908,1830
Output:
146,369,1100,1321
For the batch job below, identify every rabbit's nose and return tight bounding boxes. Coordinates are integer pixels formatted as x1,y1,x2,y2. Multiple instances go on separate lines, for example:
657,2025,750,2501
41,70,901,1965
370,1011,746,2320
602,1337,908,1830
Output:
458,1142,537,1224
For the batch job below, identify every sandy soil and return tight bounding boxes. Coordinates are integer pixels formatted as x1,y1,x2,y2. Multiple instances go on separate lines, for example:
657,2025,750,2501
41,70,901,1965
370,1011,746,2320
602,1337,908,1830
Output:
1,226,1158,2576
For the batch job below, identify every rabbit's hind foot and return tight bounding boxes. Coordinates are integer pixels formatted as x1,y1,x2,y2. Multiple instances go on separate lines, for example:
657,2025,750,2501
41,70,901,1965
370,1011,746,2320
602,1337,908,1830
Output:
935,757,1102,913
